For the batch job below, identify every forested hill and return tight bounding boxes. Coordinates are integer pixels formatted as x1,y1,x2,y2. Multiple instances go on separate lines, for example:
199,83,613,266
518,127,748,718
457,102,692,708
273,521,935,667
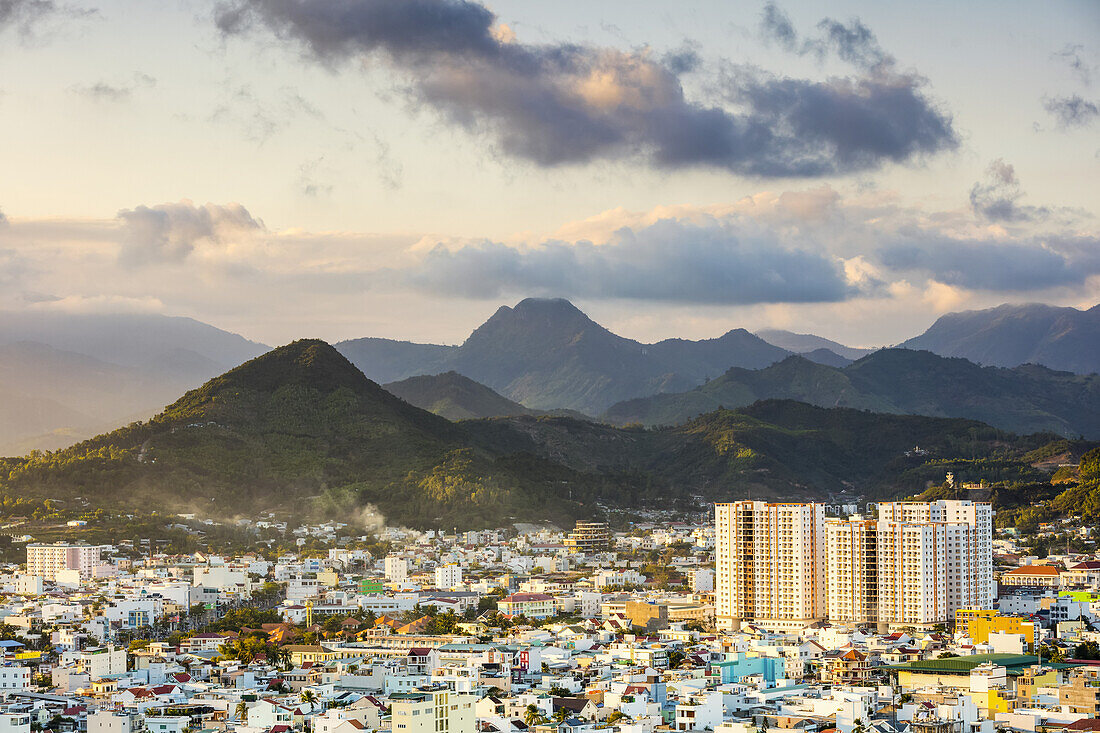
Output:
0,340,1081,530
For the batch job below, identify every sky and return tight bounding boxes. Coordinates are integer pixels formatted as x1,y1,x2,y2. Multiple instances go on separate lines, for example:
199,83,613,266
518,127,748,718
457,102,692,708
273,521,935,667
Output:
0,0,1097,348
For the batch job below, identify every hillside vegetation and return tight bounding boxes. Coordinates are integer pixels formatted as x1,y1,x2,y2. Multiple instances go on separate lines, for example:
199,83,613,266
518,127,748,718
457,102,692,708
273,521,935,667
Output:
0,340,1074,530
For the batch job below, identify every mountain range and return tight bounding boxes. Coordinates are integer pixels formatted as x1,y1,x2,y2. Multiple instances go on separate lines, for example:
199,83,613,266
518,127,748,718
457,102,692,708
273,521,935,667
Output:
603,349,1100,438
900,302,1100,374
0,313,267,455
1,339,1071,529
2,299,1098,454
337,298,841,415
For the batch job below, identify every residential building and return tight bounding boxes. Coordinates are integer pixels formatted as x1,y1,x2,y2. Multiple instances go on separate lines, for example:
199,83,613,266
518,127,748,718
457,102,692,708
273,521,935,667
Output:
826,518,878,625
564,522,610,554
497,592,555,619
26,543,103,581
389,687,474,733
1000,565,1061,589
434,564,462,589
715,501,826,631
385,556,409,583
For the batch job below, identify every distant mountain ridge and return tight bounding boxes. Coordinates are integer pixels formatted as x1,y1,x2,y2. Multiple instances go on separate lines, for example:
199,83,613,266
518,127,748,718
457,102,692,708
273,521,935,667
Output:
0,314,268,455
1,339,1068,529
901,303,1100,375
603,348,1100,438
339,298,819,414
385,372,538,420
755,329,874,361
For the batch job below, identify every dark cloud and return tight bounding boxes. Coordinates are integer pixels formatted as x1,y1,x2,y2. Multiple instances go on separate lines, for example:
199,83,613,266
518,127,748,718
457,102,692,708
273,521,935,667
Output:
0,0,95,38
116,201,264,266
761,3,890,71
878,235,1100,292
1043,94,1100,129
0,0,55,34
969,159,1048,222
759,2,797,52
403,219,855,304
215,0,957,177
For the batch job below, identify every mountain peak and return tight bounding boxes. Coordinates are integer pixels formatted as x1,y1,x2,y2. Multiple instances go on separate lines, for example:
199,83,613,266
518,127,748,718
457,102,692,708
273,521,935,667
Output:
161,339,380,421
214,339,367,393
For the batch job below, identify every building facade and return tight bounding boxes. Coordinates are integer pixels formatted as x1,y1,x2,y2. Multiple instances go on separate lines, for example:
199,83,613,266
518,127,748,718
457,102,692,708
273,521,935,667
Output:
715,502,826,631
717,500,992,630
26,543,103,581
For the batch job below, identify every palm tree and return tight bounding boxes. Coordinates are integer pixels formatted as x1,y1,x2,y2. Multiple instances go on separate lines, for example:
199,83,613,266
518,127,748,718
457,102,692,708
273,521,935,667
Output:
553,707,569,724
524,704,546,727
300,690,318,708
235,702,249,721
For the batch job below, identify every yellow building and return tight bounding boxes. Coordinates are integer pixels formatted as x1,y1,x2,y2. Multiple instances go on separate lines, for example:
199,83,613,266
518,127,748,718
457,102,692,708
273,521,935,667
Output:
955,609,1036,650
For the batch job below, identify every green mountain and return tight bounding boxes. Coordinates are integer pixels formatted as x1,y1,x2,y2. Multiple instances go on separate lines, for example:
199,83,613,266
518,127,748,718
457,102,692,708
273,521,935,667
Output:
901,302,1100,375
385,371,538,420
337,298,791,414
603,349,1100,438
0,340,1068,529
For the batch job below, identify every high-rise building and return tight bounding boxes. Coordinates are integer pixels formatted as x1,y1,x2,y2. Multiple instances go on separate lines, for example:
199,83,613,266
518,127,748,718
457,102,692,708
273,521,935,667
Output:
26,543,103,581
564,521,610,554
877,500,993,624
715,501,826,631
717,499,992,631
825,518,878,625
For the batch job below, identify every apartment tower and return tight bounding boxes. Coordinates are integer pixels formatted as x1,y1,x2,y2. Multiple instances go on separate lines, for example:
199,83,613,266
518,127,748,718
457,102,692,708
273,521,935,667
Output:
715,501,826,631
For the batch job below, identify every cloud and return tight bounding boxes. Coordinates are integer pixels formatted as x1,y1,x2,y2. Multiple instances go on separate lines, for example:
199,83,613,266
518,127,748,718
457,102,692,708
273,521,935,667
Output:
877,235,1100,292
1053,43,1091,86
759,2,797,52
215,0,957,177
1043,94,1100,129
760,3,890,71
0,0,55,35
116,201,264,266
0,0,95,39
70,73,156,103
0,207,7,226
969,159,1048,222
402,218,856,304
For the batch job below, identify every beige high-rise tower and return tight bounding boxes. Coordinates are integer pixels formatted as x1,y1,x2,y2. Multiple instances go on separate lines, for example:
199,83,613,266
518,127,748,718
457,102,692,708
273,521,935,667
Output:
718,499,993,631
715,501,826,631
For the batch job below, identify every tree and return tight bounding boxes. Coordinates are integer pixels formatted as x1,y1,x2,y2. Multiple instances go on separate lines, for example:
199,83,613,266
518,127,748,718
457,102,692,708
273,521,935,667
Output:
607,711,625,725
235,702,249,721
524,704,546,727
300,690,317,707
553,707,569,724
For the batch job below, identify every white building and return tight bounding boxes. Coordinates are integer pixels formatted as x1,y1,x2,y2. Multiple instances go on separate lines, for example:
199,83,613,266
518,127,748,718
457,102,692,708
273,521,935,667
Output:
286,577,324,602
385,556,408,583
0,713,30,733
0,666,31,694
434,564,462,589
715,501,826,631
87,711,135,733
878,500,993,617
26,543,103,581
